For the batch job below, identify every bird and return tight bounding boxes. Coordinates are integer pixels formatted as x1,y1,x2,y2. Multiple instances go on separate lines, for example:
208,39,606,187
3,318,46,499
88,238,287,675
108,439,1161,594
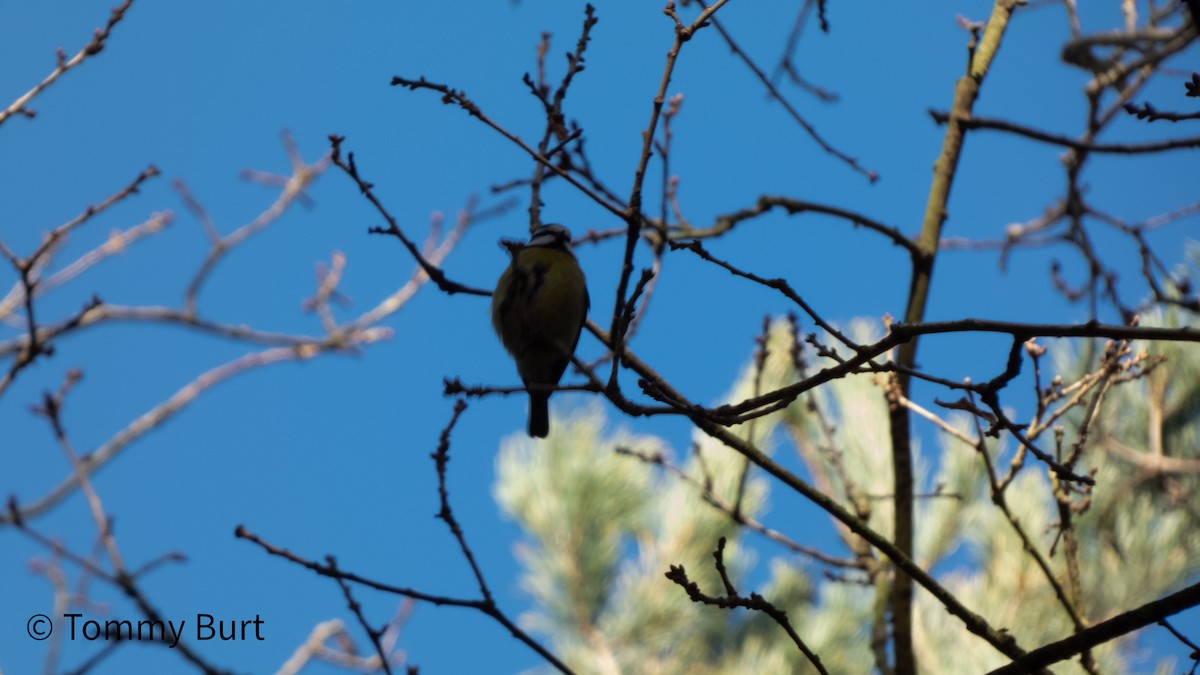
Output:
491,223,589,438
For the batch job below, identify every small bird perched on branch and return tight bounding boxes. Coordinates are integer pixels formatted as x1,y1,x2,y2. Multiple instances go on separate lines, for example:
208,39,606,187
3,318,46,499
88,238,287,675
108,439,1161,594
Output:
491,223,589,438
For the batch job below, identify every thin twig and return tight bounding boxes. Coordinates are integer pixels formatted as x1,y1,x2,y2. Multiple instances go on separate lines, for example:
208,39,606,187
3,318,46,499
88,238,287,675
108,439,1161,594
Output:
185,132,330,313
607,0,733,388
615,446,863,569
387,77,624,220
675,194,918,259
235,401,575,674
329,135,491,297
0,0,137,125
327,556,395,675
929,110,1200,153
665,537,830,674
698,1,876,182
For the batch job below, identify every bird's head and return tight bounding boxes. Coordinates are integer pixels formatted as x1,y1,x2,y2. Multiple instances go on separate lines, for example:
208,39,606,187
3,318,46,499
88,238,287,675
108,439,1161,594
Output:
528,223,574,250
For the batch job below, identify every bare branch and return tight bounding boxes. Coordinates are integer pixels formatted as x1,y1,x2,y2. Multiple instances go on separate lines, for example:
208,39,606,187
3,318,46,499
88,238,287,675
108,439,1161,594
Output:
666,537,830,674
185,132,330,313
699,1,876,182
328,135,492,297
987,581,1200,675
676,194,918,259
236,400,576,674
0,0,137,125
1123,100,1200,122
585,321,1040,665
929,110,1200,153
386,77,624,219
615,445,863,569
326,556,396,675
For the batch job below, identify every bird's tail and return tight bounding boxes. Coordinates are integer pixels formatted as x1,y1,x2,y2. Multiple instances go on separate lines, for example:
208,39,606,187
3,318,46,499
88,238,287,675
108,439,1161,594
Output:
528,392,550,438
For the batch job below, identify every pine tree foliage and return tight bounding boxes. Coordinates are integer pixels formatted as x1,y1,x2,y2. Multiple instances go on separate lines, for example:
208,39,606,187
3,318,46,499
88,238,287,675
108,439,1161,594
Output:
496,308,1200,673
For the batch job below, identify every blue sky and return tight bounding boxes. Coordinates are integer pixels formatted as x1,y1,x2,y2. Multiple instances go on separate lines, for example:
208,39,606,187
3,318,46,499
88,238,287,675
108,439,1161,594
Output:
1,1,1198,673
